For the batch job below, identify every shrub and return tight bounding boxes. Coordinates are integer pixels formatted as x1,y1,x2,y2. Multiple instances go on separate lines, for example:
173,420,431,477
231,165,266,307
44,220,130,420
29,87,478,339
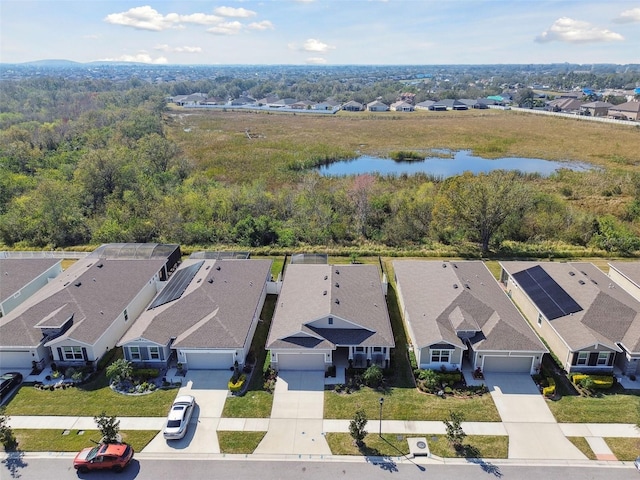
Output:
228,374,246,393
106,358,133,385
543,385,555,397
349,409,368,445
408,349,418,370
132,368,160,381
363,365,384,387
572,373,614,390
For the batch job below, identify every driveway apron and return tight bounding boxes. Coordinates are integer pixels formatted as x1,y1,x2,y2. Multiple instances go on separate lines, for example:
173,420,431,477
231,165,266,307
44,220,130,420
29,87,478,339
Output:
484,373,586,460
142,370,230,454
254,370,331,455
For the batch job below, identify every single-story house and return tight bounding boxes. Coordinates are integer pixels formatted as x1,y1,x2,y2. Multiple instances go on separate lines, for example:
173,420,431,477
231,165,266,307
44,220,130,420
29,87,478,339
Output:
0,244,179,371
390,101,414,112
118,257,272,370
500,262,640,376
415,100,435,111
394,261,546,374
228,96,257,106
546,97,583,114
266,263,394,371
366,100,389,112
608,101,640,121
172,93,207,106
438,99,468,111
0,258,62,317
579,101,613,117
342,100,364,112
313,100,340,111
290,100,315,110
608,262,640,303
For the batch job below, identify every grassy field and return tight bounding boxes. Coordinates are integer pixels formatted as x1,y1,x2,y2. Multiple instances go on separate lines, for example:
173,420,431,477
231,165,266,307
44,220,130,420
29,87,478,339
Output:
325,433,508,458
167,108,640,184
546,393,640,423
12,429,158,452
5,374,178,417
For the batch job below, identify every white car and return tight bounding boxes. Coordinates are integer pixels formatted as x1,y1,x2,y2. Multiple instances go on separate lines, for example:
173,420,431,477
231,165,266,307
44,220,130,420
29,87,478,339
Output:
163,395,195,440
635,456,640,472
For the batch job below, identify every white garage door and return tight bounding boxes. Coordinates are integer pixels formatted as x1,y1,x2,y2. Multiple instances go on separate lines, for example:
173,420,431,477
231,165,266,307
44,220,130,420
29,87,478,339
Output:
483,356,533,373
185,351,234,370
0,351,34,370
277,353,325,371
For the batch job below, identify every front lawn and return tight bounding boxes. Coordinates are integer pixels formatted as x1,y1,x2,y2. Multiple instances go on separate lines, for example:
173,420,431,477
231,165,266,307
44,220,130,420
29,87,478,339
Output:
13,429,158,452
605,437,640,461
546,393,640,423
567,437,596,459
217,431,266,454
325,433,507,458
324,386,500,422
5,373,178,417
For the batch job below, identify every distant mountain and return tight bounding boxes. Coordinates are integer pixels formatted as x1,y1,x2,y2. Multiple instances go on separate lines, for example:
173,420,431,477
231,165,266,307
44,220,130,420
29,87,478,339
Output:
21,59,82,66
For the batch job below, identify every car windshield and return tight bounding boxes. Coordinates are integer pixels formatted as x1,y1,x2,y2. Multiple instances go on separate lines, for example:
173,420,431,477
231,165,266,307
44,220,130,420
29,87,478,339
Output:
86,446,100,461
167,420,182,428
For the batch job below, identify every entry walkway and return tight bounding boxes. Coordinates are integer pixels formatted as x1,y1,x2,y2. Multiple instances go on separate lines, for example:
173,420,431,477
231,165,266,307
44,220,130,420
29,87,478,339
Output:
254,370,331,456
484,373,586,460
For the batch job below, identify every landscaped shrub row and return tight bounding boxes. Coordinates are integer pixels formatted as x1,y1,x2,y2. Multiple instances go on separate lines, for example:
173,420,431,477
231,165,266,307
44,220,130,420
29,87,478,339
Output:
414,368,487,397
542,377,556,397
571,374,614,390
132,368,160,381
228,374,246,393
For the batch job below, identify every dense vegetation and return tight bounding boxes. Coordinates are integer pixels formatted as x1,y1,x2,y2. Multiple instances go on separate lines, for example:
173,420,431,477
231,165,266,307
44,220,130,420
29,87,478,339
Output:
0,75,639,257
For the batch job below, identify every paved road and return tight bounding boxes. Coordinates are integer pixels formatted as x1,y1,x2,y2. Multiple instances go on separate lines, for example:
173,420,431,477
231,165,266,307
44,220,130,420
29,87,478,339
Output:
2,455,637,480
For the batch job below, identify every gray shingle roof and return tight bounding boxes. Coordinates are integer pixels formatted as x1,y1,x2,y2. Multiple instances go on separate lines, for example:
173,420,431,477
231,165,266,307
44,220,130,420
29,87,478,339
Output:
119,259,272,349
266,264,394,351
0,258,61,303
609,261,640,290
393,260,546,353
0,258,166,347
501,262,640,353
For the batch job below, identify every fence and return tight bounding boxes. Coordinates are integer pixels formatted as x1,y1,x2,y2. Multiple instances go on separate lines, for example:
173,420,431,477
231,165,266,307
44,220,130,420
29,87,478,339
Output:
500,106,639,127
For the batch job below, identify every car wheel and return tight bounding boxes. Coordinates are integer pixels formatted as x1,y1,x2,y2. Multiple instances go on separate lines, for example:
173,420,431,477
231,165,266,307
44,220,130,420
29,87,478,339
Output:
78,466,89,474
112,465,123,473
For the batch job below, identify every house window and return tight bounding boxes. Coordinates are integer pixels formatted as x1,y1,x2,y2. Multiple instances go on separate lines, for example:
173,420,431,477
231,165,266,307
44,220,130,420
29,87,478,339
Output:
130,346,141,360
537,313,543,326
576,351,588,365
355,346,365,352
431,349,451,363
373,347,382,352
597,352,609,366
149,346,160,360
62,346,83,361
328,317,333,325
124,309,129,322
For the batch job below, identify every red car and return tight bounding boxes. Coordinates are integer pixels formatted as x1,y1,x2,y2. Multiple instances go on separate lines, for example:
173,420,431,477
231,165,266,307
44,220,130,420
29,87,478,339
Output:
73,443,133,473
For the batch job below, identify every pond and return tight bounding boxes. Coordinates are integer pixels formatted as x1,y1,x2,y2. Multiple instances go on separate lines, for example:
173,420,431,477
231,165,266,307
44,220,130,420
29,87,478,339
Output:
317,150,593,177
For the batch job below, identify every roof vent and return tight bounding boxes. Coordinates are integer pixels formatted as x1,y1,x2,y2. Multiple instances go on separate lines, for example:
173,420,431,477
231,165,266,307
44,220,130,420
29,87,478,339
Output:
335,269,339,274
197,278,202,283
581,271,587,276
216,266,221,271
335,298,340,305
335,282,339,288
453,284,458,289
465,284,470,289
324,275,328,280
578,280,585,285
442,263,447,268
74,281,82,287
323,290,327,295
97,263,103,268
590,279,598,285
208,279,214,284
569,271,575,276
206,265,211,270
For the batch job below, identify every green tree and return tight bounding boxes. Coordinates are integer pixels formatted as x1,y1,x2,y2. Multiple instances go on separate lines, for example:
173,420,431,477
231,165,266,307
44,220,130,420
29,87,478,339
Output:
443,411,466,451
349,409,368,446
363,364,384,388
434,171,532,252
94,412,121,444
0,407,18,451
106,358,133,386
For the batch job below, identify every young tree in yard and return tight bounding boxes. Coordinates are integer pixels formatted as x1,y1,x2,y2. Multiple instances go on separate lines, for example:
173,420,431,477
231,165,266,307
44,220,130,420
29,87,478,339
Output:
0,407,18,451
349,409,368,446
94,412,121,444
443,411,466,451
363,364,384,388
106,358,133,386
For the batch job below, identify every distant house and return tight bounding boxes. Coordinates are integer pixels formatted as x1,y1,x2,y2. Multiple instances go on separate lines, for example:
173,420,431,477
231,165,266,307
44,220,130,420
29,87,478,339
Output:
579,101,613,117
546,97,583,114
414,100,435,111
438,99,468,111
269,98,297,108
608,101,640,121
202,96,227,106
366,100,389,112
342,100,364,112
290,100,315,110
119,257,272,370
390,101,414,112
227,96,256,106
459,98,484,109
500,261,640,376
313,100,340,111
266,263,394,371
0,244,180,371
0,258,62,317
173,93,207,106
394,261,546,374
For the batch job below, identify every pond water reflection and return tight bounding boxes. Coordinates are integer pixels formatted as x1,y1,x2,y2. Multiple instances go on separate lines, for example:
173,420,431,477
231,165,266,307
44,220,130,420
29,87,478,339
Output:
317,150,593,177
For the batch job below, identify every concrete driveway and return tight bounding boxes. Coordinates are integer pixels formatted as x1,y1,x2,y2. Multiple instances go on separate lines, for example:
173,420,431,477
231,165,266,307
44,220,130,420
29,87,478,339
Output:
484,373,586,460
142,370,230,454
254,370,331,455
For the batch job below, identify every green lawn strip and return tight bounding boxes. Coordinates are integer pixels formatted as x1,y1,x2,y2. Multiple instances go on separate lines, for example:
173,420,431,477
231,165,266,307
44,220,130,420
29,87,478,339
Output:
13,429,158,452
546,394,640,423
324,386,500,422
566,437,596,460
217,431,266,454
605,437,640,461
222,295,276,418
325,433,507,458
5,374,178,417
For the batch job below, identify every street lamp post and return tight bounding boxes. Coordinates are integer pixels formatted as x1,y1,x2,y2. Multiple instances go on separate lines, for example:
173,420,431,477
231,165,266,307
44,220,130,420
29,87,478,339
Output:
379,397,384,437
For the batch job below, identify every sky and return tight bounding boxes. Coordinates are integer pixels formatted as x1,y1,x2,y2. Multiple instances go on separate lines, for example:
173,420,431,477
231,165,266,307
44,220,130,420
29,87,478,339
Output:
1,1,639,65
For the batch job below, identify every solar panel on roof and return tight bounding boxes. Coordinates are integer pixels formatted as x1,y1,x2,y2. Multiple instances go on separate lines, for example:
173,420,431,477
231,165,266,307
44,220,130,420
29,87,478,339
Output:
148,261,204,309
513,265,582,320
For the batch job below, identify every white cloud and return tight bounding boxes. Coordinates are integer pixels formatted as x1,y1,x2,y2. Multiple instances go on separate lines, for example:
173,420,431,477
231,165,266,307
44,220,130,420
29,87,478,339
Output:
104,6,222,31
207,21,243,35
214,6,256,18
155,44,202,53
613,7,640,24
83,34,99,39
535,17,623,43
306,57,327,64
302,38,335,53
98,52,168,64
247,20,274,31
